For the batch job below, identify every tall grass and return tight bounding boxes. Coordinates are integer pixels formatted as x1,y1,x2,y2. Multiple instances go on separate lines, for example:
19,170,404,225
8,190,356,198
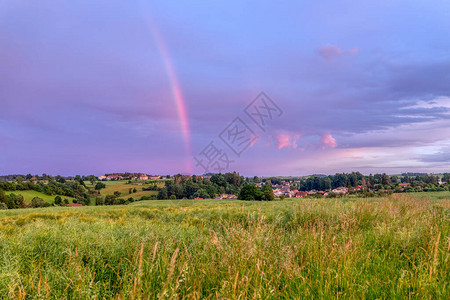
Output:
0,195,448,299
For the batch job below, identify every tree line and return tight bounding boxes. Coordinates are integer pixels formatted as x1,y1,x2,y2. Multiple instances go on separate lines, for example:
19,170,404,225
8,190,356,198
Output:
286,172,449,192
157,172,245,200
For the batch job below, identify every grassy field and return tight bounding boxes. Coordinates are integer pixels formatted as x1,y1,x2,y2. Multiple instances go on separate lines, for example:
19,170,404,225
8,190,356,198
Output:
85,180,161,199
5,190,74,204
407,191,450,200
0,194,448,298
3,180,162,206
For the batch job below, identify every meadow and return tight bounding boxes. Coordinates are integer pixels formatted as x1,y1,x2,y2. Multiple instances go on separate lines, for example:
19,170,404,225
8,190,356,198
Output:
0,194,448,299
5,180,160,206
86,180,161,200
6,190,74,204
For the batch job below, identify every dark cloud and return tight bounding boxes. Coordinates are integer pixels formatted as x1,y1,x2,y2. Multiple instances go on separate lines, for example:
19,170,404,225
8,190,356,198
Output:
419,149,450,163
1,1,450,175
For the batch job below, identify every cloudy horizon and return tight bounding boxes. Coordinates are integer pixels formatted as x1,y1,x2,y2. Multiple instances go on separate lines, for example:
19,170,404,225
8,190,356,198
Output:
1,1,449,176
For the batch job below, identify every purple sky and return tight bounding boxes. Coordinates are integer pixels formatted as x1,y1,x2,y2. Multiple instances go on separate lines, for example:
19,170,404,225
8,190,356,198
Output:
1,1,450,176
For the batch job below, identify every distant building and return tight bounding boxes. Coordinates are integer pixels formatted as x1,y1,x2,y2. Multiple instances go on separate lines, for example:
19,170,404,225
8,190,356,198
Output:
352,185,363,191
217,194,238,199
331,187,348,195
106,174,123,180
273,189,283,197
139,174,148,180
295,191,308,198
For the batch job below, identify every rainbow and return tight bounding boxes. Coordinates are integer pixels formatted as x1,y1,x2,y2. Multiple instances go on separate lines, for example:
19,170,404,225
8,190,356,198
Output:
144,17,193,172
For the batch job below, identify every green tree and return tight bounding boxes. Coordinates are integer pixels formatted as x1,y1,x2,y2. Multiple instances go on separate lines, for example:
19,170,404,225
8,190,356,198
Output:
105,195,116,205
95,182,106,190
262,184,274,201
54,196,62,205
381,173,391,185
211,174,227,188
238,184,263,200
6,193,24,209
0,190,8,206
193,189,210,199
157,188,168,200
55,175,66,183
31,197,48,208
16,176,24,183
95,196,104,205
89,175,97,185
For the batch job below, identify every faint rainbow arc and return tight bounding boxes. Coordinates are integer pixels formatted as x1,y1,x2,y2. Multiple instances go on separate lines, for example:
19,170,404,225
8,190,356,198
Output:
146,22,193,172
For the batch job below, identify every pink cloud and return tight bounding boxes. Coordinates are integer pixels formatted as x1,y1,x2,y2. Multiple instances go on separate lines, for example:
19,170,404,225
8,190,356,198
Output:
249,138,258,148
318,45,358,61
318,45,343,61
320,133,337,149
277,134,291,149
276,132,300,149
348,47,359,55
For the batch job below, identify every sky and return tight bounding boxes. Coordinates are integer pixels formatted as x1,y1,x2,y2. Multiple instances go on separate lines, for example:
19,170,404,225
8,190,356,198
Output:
1,0,450,176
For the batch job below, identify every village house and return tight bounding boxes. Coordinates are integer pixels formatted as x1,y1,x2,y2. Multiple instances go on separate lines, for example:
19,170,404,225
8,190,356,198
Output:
397,182,411,191
106,174,123,180
217,194,238,200
139,174,148,180
352,185,363,191
331,187,348,195
273,189,283,197
294,191,308,198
